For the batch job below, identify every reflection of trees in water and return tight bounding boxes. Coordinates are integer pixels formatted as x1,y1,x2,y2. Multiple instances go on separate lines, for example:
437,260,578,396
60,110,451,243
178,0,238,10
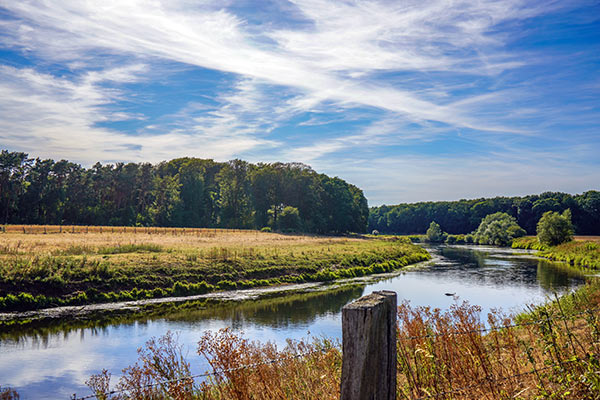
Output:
439,246,488,269
433,245,586,290
171,285,364,330
0,285,365,346
536,259,586,291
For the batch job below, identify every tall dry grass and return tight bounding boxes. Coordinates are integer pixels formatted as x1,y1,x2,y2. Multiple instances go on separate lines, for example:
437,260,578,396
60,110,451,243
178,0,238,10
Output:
86,330,341,400
84,281,600,400
396,301,600,399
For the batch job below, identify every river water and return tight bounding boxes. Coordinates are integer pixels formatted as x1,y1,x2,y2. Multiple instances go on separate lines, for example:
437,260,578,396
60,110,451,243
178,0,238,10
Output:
0,245,587,399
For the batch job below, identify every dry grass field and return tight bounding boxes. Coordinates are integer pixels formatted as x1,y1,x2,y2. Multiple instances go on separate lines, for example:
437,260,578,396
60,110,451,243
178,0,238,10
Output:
0,226,430,312
0,226,346,254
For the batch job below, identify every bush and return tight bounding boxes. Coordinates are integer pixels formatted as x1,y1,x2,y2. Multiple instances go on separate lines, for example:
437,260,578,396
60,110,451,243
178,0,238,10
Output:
473,212,526,246
425,221,446,243
279,206,302,231
537,209,574,246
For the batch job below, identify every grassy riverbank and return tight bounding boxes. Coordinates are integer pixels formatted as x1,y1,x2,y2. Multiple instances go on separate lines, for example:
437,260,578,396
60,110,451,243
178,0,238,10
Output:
81,278,600,400
512,236,600,269
0,228,430,312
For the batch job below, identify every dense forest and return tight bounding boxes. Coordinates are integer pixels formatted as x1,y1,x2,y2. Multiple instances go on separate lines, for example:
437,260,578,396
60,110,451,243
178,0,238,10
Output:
369,191,600,235
0,150,368,233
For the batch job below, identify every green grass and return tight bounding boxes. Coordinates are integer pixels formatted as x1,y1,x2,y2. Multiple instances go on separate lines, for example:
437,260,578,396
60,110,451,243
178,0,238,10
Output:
513,236,600,269
0,236,430,312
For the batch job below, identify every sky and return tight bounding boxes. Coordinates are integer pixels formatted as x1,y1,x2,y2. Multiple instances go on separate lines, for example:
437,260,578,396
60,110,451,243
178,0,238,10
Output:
0,0,598,205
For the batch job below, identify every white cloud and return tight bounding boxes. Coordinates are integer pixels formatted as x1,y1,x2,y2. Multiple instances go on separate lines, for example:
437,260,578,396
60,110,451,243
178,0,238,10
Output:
0,0,567,131
0,0,597,201
0,66,273,164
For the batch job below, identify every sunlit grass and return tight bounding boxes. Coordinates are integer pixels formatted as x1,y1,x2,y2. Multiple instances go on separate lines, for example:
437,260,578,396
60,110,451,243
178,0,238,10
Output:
513,236,600,269
0,229,430,312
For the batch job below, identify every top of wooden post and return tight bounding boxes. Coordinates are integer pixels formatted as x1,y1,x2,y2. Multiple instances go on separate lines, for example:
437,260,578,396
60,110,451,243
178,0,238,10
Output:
343,290,396,310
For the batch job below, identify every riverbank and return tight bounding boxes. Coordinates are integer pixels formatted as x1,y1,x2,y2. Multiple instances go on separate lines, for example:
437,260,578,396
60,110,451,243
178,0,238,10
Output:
81,265,600,400
1,243,587,399
0,229,430,312
512,236,600,269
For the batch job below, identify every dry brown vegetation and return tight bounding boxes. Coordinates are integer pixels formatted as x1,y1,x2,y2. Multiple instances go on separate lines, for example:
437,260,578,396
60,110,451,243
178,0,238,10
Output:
0,225,327,254
84,279,600,400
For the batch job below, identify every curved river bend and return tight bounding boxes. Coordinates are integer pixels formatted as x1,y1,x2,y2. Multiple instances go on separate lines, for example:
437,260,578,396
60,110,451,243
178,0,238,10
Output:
0,245,587,399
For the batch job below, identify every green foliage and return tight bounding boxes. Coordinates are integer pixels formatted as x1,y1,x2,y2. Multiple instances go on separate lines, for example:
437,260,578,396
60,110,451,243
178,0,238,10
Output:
514,238,600,270
512,236,548,250
278,206,301,231
537,209,574,246
0,150,369,234
473,212,526,246
369,190,600,236
425,221,446,243
407,235,423,243
260,226,272,232
0,238,430,312
444,234,465,244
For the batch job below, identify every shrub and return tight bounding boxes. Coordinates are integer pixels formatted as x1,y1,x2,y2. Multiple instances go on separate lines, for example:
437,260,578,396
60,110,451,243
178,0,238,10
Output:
445,235,456,244
473,212,526,246
537,209,574,246
425,221,446,243
279,206,301,231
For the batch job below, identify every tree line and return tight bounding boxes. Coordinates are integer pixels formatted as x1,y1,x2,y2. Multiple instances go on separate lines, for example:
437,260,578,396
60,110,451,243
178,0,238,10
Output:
369,191,600,235
0,150,368,233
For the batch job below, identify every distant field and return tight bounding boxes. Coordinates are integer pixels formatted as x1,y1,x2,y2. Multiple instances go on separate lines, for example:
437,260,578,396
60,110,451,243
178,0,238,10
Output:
574,236,600,241
0,226,430,312
1,224,246,235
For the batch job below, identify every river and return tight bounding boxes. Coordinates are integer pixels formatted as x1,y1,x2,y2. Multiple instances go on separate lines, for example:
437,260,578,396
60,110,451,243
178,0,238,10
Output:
0,245,587,399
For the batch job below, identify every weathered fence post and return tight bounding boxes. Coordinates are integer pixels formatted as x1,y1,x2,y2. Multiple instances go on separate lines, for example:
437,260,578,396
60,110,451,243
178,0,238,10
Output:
340,290,397,400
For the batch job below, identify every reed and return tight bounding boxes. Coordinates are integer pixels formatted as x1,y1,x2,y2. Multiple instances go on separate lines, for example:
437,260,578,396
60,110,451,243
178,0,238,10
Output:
84,280,600,399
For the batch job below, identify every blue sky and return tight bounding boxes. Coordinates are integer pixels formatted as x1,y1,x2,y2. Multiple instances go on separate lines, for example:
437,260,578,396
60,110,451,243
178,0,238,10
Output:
0,0,598,205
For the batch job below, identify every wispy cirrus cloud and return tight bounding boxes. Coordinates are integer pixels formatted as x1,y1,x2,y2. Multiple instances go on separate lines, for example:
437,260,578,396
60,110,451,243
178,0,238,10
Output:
0,65,274,164
0,0,598,202
0,0,569,130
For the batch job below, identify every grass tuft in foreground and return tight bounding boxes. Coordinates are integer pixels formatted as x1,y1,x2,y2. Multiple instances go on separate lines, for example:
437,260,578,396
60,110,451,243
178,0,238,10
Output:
86,330,342,400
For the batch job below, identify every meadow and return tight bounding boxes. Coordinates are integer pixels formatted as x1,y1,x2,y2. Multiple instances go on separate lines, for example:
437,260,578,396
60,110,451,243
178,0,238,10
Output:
0,226,430,312
512,236,600,269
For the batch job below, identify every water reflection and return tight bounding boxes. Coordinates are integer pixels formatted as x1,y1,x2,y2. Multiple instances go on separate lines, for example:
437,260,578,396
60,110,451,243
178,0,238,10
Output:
0,245,588,400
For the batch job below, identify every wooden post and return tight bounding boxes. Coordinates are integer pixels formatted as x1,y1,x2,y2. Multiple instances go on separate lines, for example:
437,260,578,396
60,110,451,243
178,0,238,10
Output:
340,290,397,400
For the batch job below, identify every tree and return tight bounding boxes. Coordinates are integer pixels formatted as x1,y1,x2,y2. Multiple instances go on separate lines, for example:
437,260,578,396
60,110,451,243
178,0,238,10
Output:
537,210,574,246
217,159,252,228
473,212,526,246
426,221,445,242
149,175,182,226
0,150,30,224
278,206,301,231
